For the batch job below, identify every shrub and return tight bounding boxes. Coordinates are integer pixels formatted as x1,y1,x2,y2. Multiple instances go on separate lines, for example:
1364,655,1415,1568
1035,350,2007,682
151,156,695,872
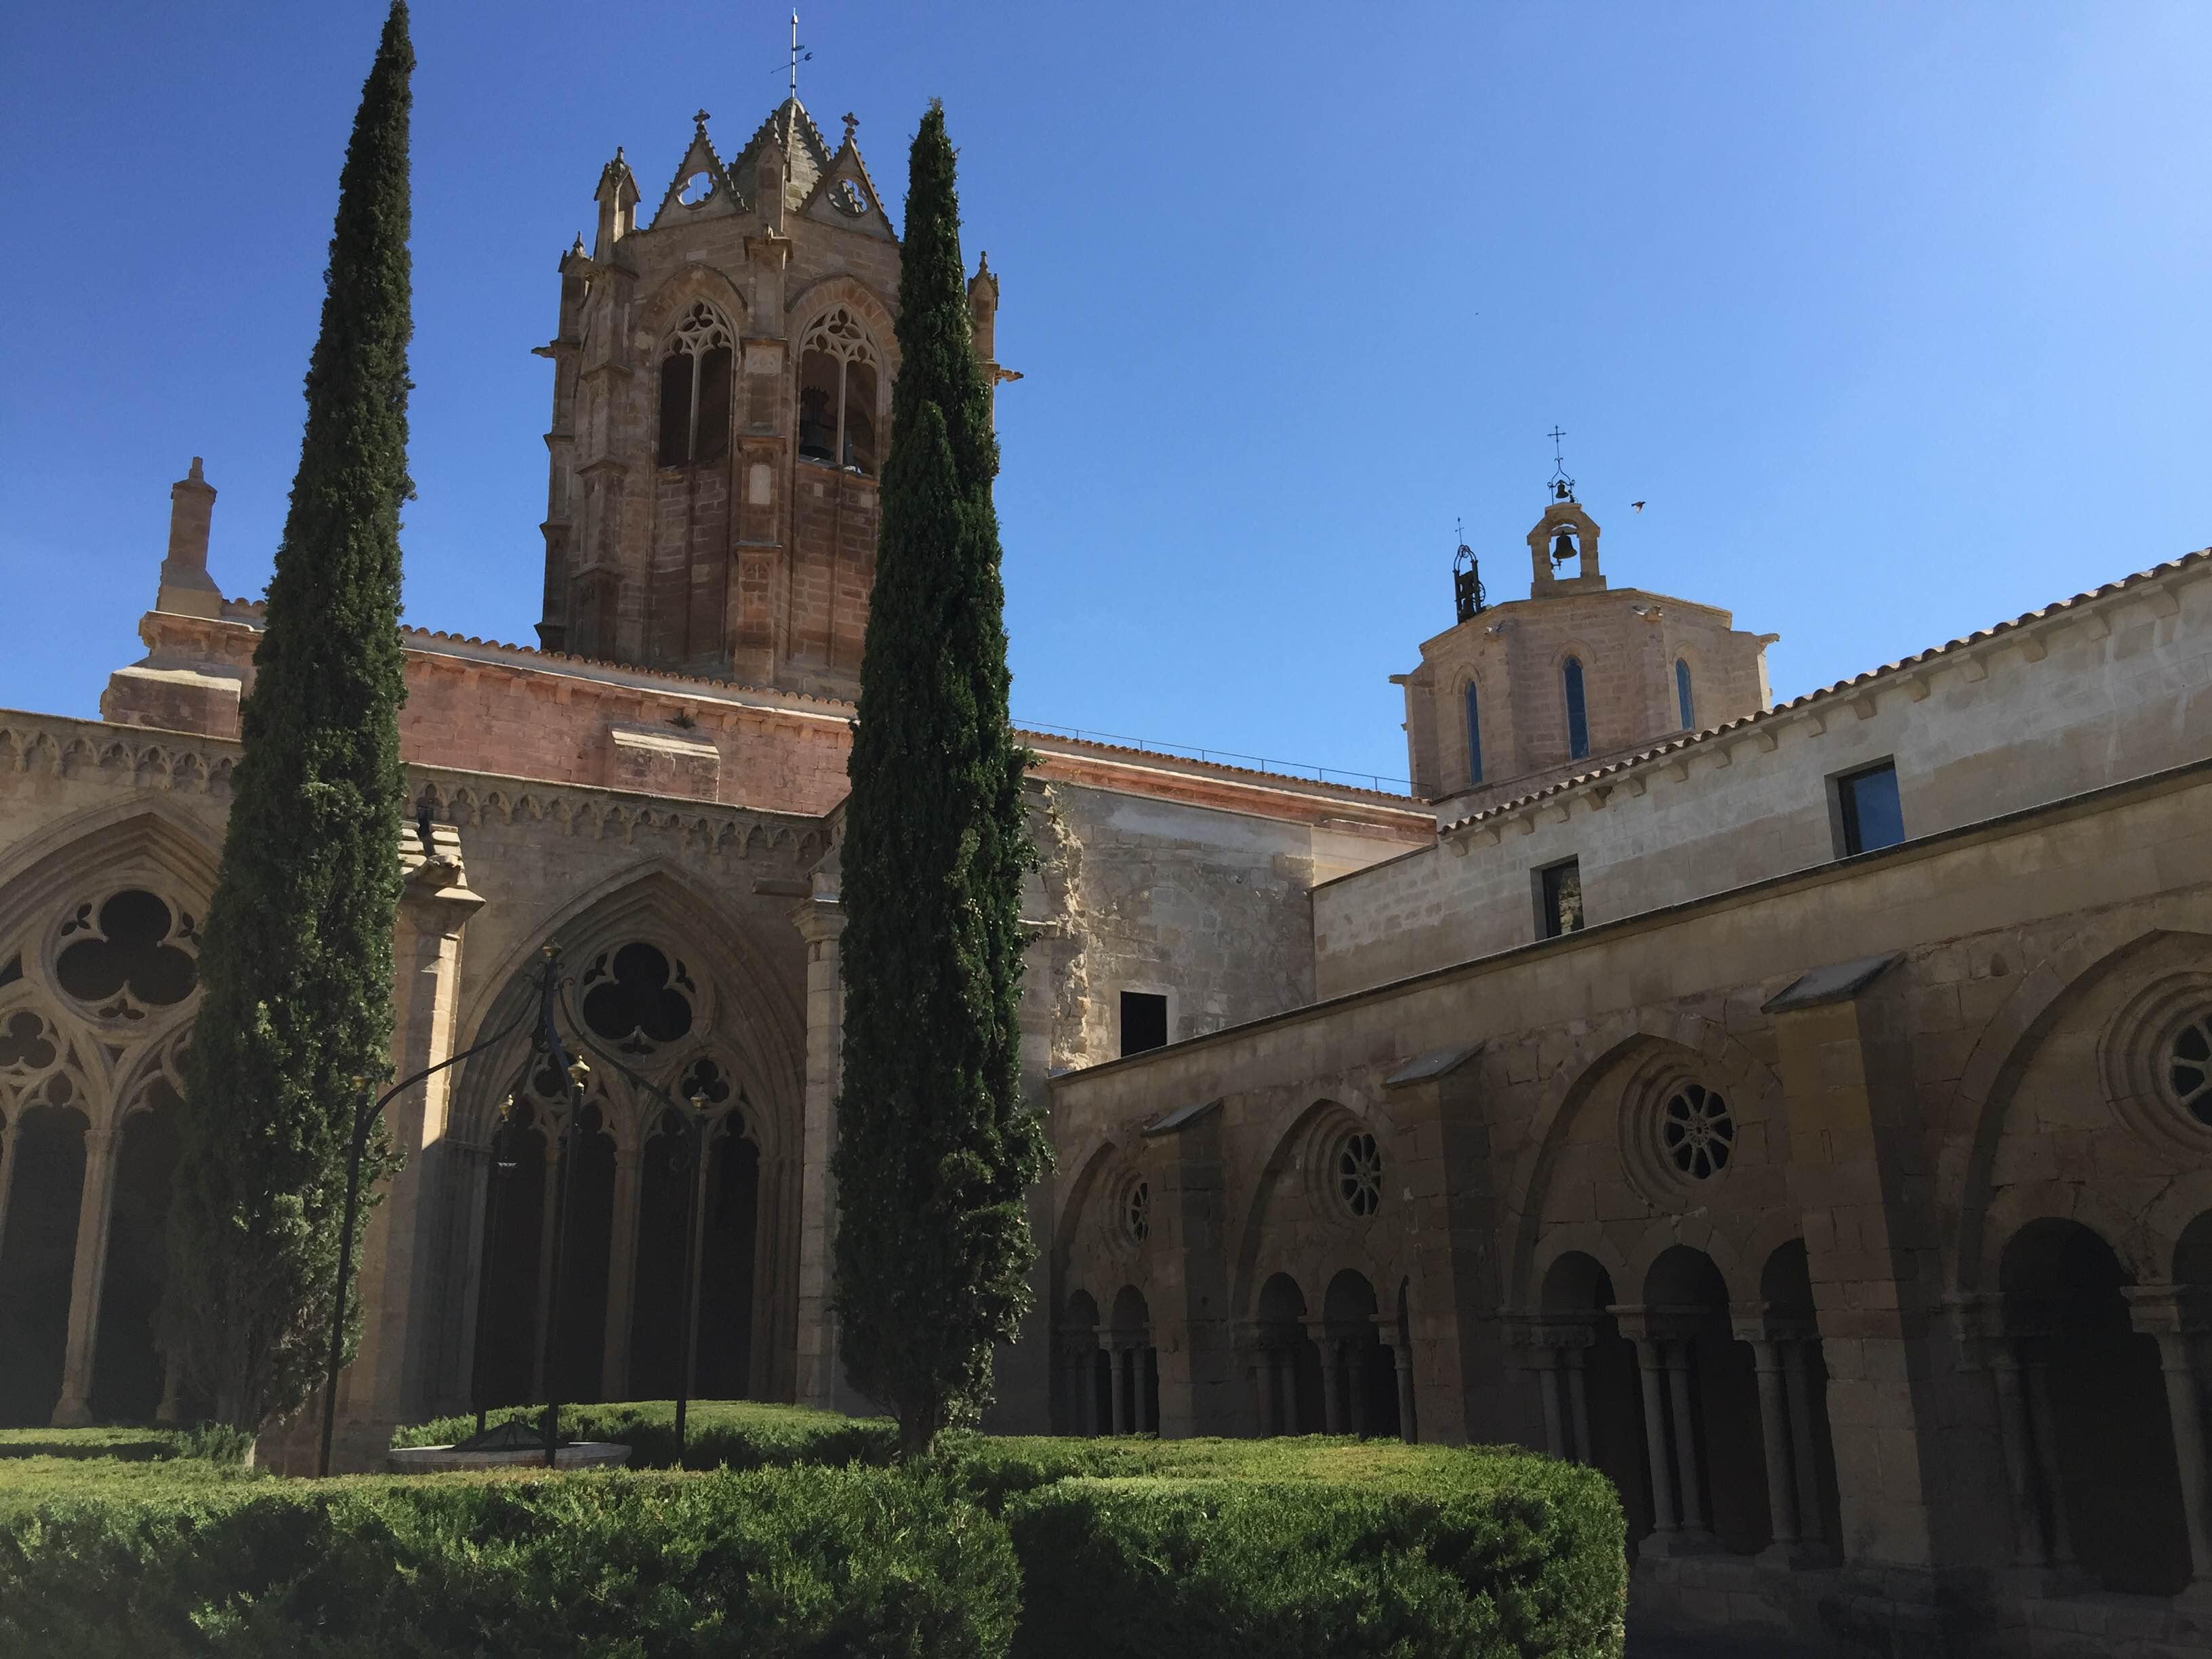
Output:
999,1461,1624,1659
0,1464,1015,1658
389,1408,1631,1658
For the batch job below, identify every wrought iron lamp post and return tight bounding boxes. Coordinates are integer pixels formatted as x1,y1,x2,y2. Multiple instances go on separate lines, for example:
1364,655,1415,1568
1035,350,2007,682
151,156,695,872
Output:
317,943,725,1477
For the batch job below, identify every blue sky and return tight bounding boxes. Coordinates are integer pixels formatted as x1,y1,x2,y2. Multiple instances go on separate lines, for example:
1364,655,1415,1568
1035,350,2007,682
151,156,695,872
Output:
3,3,2206,790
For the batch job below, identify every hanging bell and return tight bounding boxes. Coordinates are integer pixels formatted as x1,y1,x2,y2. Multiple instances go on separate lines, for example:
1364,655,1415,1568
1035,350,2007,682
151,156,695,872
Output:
1551,528,1577,566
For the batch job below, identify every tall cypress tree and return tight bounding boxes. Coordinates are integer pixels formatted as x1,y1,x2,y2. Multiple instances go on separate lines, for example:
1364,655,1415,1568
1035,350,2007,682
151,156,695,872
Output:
165,3,415,1435
832,102,1046,1458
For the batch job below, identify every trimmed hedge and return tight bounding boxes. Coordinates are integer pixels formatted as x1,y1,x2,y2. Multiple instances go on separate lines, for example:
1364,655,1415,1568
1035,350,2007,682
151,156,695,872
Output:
1008,1475,1622,1659
16,1408,1625,1657
0,1464,1015,1657
398,1405,1626,1658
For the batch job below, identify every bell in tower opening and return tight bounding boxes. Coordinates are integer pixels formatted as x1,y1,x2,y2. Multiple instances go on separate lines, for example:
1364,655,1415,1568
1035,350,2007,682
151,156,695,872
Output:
1452,531,1486,624
1550,526,1579,567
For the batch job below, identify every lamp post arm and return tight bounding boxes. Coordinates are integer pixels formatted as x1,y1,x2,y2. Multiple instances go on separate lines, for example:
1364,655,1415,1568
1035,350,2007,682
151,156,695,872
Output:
316,978,542,1479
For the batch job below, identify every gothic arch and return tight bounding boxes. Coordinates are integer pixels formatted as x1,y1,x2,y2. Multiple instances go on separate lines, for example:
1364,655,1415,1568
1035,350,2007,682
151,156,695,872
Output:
638,264,750,337
449,858,802,1149
785,276,899,376
1945,920,2212,1294
0,802,220,952
1504,1010,1784,1313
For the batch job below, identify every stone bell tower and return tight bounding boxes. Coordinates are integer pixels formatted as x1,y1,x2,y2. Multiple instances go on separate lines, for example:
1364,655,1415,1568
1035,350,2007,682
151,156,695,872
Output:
1393,454,1778,813
531,99,1009,699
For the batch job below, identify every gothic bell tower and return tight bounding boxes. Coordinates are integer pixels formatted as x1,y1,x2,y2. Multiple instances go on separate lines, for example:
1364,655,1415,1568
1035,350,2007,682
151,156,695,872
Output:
532,97,1006,699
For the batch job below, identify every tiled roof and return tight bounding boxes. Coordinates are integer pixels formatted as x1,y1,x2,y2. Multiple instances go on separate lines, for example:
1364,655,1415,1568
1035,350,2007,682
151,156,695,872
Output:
1438,546,2212,836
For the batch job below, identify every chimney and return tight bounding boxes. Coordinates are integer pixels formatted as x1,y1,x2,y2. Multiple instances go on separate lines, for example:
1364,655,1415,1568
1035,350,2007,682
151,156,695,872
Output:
156,457,223,618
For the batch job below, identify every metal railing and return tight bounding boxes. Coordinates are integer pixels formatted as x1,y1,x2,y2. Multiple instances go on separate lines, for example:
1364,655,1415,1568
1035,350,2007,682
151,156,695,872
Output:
1015,718,1413,796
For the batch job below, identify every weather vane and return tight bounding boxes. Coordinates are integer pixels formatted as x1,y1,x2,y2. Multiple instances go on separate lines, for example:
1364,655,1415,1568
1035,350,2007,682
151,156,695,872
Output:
1547,426,1576,504
787,12,811,99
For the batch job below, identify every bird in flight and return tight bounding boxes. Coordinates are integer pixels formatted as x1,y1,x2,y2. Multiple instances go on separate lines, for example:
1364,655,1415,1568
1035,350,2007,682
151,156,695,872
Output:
1631,501,1646,513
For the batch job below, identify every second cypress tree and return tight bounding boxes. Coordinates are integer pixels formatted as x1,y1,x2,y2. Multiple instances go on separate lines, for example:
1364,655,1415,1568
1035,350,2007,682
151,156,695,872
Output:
831,103,1046,1458
164,3,415,1436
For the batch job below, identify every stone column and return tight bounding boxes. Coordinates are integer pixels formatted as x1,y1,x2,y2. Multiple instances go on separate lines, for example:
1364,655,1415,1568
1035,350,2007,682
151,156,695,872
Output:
1986,1344,2047,1567
1109,1346,1129,1435
2128,1290,2212,1584
530,1133,565,1402
1397,1345,1420,1444
1564,1345,1591,1465
682,1132,716,1399
321,845,483,1469
0,1118,16,1269
1750,1338,1801,1547
1782,1339,1826,1547
2157,1330,2212,1582
790,888,846,1412
1664,1339,1708,1532
1266,1347,1291,1436
1534,1345,1566,1459
1315,1328,1345,1433
2023,1356,2075,1567
50,1125,120,1427
598,1143,643,1403
1624,1320,1679,1534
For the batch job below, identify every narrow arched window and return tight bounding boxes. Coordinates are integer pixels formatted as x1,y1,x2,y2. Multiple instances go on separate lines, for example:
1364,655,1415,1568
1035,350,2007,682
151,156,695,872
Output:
1675,659,1696,731
796,308,881,477
1463,682,1483,785
656,302,733,468
1563,657,1589,760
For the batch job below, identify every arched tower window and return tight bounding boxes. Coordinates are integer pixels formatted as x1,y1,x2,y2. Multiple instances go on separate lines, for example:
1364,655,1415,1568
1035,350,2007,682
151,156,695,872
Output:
1463,681,1483,785
797,308,880,476
1675,659,1696,732
1563,657,1590,760
657,302,733,469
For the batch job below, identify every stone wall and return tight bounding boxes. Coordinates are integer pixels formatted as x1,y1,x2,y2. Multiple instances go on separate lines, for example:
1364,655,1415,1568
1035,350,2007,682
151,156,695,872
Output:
1046,752,2212,1656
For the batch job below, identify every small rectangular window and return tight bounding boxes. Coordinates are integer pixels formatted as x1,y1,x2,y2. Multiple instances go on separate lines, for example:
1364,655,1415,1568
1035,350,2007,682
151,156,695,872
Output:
1537,859,1585,940
1464,682,1483,785
1835,761,1905,857
1120,991,1169,1057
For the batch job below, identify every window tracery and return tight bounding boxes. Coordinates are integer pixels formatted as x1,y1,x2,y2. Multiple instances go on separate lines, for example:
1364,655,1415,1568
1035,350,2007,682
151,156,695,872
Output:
1123,1177,1151,1246
1336,1130,1383,1218
53,890,197,1021
579,943,697,1054
1661,1082,1734,1180
796,308,880,476
2168,1013,2212,1127
656,302,734,469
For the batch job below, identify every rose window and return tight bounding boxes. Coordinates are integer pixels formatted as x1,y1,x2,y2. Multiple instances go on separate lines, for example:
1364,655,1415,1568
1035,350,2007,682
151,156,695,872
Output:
1336,1131,1382,1218
1662,1083,1735,1180
55,890,197,1019
1124,1179,1150,1246
2169,1017,2212,1127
